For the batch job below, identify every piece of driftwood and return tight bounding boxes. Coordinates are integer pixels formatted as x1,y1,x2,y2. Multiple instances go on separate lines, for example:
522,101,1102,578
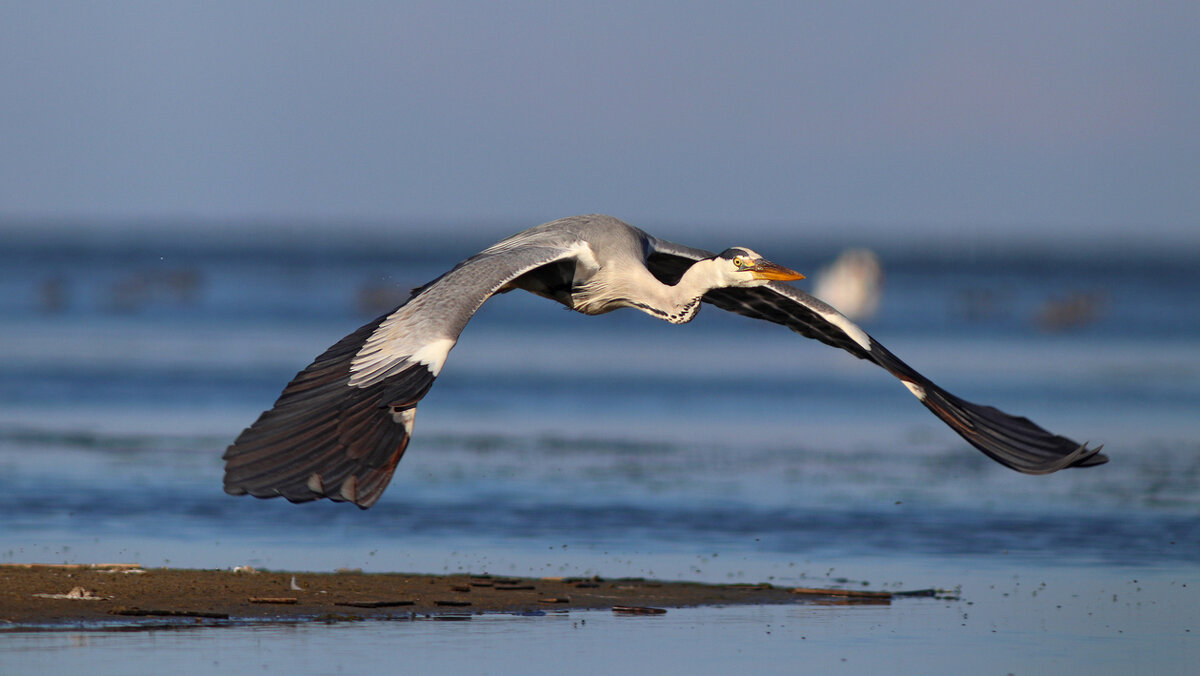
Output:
612,605,667,615
335,599,416,608
109,606,229,619
788,587,893,599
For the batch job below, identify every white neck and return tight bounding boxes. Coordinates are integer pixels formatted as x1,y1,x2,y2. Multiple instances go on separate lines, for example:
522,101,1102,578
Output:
576,258,727,324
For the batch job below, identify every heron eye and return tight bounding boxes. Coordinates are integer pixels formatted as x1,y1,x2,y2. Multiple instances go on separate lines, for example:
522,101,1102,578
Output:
733,257,745,268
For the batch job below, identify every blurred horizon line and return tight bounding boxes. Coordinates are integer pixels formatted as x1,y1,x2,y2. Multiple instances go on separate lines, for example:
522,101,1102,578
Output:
3,212,1193,261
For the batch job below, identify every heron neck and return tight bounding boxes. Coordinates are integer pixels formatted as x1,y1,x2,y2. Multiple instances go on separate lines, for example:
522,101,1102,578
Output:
574,258,726,323
639,258,725,324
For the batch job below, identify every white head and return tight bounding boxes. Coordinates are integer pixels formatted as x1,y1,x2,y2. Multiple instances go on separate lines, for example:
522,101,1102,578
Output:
710,247,806,288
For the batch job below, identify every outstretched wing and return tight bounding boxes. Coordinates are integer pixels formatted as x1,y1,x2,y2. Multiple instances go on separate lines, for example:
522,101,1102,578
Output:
223,237,588,508
646,237,1107,474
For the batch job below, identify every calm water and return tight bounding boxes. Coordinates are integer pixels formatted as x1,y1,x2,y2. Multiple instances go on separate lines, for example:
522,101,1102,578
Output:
2,225,1198,673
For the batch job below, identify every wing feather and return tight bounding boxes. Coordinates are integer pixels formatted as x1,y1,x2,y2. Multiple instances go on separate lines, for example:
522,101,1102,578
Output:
646,237,1107,474
223,236,587,508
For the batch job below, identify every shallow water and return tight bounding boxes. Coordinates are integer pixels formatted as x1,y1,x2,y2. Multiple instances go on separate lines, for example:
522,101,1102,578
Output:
2,226,1198,672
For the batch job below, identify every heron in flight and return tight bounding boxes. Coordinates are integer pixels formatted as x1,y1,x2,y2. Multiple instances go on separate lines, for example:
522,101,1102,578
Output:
223,214,1106,508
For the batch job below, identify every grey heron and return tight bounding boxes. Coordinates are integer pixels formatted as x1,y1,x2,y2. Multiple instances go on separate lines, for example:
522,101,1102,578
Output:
223,214,1106,509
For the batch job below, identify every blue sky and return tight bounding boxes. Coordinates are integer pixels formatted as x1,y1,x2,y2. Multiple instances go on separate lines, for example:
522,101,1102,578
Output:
1,2,1196,244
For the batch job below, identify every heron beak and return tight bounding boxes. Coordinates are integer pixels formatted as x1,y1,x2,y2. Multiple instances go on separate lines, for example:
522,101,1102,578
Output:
747,259,805,281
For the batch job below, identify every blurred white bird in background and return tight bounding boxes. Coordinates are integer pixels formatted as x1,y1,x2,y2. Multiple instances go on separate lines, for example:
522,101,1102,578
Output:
812,248,884,322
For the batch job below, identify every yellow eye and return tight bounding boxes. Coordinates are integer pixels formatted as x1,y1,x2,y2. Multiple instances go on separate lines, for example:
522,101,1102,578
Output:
733,257,746,268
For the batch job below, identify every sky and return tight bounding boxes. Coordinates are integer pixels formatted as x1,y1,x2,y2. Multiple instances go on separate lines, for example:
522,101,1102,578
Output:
1,2,1196,244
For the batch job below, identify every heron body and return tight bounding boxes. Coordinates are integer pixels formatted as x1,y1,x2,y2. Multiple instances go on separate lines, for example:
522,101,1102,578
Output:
223,214,1106,509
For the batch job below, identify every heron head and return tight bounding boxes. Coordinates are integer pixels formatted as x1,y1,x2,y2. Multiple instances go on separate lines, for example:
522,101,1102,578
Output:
715,247,805,286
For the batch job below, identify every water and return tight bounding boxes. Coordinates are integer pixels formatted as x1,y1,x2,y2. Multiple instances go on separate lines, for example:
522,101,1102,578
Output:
2,224,1199,673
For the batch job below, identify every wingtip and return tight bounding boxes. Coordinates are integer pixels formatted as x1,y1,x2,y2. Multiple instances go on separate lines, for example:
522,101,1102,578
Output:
1026,442,1107,474
1072,443,1108,467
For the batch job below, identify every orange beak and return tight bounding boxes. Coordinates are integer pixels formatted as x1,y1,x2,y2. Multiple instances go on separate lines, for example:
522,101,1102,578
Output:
747,259,805,281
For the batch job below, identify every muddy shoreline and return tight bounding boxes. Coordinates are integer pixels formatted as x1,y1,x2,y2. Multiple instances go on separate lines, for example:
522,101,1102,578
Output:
1,563,938,629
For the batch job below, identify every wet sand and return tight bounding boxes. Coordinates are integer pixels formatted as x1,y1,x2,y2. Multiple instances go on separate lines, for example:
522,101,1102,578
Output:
1,563,927,627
